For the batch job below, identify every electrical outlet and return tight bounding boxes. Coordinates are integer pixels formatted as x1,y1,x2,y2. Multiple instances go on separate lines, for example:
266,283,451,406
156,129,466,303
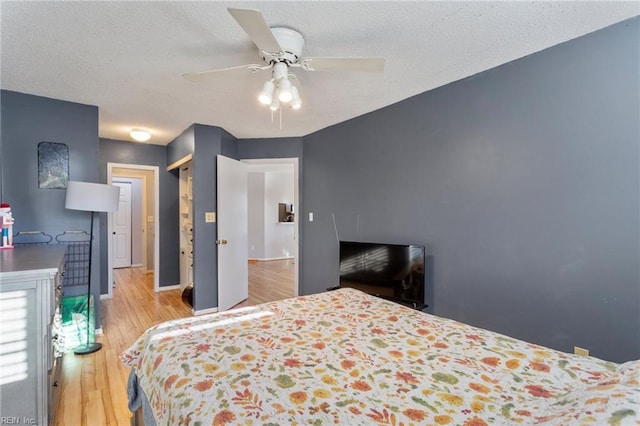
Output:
574,346,589,356
205,212,216,223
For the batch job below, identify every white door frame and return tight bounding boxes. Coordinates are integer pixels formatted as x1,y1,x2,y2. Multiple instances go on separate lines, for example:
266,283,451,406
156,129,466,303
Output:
241,157,299,297
106,163,160,297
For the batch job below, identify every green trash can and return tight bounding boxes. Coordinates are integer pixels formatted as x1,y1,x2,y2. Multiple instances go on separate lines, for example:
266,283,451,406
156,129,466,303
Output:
61,295,95,351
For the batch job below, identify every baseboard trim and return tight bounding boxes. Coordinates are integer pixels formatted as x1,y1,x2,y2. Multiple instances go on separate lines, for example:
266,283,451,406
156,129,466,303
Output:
251,256,295,262
131,263,143,268
100,294,113,300
95,328,103,335
193,306,219,315
157,284,181,292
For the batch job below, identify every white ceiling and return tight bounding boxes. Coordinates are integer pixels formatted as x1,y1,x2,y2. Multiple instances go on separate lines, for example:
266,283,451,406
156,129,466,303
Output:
1,1,638,145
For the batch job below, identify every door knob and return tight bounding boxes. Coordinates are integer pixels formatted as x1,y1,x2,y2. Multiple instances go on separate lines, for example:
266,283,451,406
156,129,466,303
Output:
216,239,228,245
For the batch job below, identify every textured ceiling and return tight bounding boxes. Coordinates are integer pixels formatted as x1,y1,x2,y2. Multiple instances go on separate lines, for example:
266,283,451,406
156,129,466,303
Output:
1,1,638,145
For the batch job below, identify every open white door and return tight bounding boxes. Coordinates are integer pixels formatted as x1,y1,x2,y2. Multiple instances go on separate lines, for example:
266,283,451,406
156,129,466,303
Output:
112,181,132,268
217,155,248,311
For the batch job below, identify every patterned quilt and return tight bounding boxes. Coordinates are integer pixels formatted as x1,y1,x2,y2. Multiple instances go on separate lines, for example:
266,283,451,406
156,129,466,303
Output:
121,288,639,425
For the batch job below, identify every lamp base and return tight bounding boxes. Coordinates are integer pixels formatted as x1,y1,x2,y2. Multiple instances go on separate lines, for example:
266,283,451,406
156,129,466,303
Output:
74,342,102,355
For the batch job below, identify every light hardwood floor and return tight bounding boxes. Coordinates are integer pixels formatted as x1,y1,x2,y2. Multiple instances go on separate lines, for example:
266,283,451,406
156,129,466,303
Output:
55,259,295,426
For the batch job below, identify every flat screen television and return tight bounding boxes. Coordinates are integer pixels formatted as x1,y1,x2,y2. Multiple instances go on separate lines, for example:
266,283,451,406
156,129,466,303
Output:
339,241,425,307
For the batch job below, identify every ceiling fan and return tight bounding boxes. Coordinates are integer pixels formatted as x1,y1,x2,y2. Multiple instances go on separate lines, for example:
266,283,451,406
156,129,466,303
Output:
183,8,385,111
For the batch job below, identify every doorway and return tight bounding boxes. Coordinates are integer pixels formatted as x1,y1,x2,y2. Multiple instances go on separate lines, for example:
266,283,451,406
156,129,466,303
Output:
242,158,299,299
106,163,160,297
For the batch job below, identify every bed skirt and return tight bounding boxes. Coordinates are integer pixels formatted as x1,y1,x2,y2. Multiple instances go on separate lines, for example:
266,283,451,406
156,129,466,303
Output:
127,369,155,426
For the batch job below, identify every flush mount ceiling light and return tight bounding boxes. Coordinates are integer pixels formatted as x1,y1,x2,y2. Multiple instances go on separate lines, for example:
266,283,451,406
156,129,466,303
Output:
130,129,151,142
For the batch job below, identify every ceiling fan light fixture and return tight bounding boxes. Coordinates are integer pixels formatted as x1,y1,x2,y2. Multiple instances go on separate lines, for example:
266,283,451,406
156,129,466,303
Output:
185,8,387,121
278,78,293,103
258,80,275,105
130,128,151,142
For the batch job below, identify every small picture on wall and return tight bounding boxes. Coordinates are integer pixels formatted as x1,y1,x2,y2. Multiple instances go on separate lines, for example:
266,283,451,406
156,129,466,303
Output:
38,141,69,189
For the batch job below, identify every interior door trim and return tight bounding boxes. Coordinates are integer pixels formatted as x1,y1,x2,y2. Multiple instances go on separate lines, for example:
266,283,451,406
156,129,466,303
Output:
106,162,160,298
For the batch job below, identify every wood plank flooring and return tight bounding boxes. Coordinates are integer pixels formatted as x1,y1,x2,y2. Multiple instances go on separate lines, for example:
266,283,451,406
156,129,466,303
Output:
55,259,295,426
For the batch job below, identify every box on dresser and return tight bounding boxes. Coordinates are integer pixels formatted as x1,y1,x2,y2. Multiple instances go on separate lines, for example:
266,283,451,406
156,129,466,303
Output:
0,245,66,426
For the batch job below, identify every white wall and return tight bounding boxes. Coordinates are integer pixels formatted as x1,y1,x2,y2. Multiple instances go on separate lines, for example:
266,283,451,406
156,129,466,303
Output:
248,172,265,259
247,165,295,260
264,168,295,259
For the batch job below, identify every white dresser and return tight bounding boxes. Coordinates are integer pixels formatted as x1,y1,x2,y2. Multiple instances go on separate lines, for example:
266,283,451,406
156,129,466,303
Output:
0,245,66,426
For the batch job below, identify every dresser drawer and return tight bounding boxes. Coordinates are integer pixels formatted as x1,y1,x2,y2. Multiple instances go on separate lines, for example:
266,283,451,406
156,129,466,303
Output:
48,354,63,426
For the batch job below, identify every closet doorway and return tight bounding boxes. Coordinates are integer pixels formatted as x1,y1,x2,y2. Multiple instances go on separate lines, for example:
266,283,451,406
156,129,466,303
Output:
106,163,160,298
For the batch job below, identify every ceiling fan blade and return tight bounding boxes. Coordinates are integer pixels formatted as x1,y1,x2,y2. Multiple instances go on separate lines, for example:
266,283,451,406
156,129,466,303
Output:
301,57,385,73
227,8,282,54
182,64,266,82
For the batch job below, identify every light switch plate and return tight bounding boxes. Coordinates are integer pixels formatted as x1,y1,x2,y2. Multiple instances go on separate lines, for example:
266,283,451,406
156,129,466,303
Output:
205,212,216,223
309,212,314,222
574,346,589,356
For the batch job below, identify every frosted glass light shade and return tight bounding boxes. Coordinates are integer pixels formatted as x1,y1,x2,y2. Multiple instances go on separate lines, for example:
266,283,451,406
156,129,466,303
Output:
65,181,120,213
291,86,302,109
258,80,275,105
278,78,293,103
130,129,151,142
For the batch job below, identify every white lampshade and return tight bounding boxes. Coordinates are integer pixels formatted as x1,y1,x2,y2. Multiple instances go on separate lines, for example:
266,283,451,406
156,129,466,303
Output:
65,181,120,213
258,80,275,105
278,78,293,103
290,86,302,110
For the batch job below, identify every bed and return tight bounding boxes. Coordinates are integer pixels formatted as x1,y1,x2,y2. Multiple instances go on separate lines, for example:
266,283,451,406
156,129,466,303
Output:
121,288,639,425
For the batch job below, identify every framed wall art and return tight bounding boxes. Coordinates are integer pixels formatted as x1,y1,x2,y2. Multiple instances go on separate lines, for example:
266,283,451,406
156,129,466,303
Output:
38,141,69,189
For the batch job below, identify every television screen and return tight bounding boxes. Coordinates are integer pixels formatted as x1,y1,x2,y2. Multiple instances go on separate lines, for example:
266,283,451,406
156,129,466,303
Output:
339,241,425,306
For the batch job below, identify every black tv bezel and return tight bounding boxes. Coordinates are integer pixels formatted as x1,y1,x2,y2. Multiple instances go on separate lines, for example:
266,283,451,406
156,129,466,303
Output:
338,240,426,308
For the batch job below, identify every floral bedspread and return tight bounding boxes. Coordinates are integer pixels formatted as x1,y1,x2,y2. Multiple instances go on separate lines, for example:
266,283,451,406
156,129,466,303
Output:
121,288,639,425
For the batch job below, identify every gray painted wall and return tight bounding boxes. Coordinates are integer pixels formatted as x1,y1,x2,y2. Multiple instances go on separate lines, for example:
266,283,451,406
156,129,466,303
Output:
301,18,639,362
1,90,103,326
166,126,195,166
99,138,180,296
237,137,304,160
191,125,223,311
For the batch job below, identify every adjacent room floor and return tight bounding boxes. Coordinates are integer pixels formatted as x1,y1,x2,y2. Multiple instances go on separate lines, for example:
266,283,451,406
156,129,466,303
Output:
55,259,295,425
